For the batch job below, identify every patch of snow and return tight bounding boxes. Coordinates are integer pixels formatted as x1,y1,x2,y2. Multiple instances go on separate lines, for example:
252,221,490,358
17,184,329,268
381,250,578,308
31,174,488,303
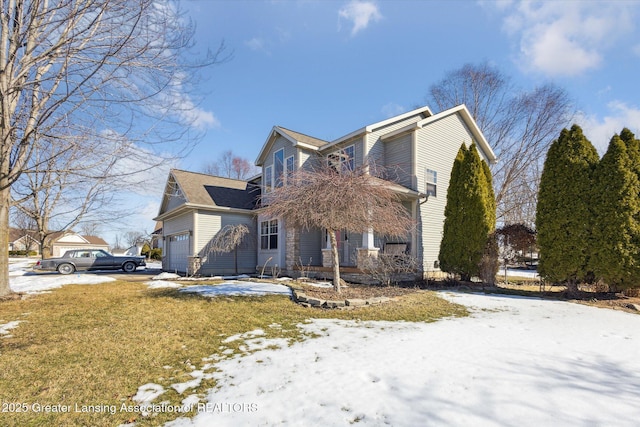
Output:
165,292,640,427
0,320,22,338
222,329,265,343
146,280,183,289
180,282,291,298
153,272,181,280
502,267,539,279
307,281,333,288
10,272,115,294
132,383,165,404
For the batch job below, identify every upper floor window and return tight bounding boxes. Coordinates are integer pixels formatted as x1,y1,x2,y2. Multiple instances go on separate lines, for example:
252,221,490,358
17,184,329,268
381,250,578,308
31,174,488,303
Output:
286,155,295,183
426,168,437,197
265,165,273,193
274,149,284,188
328,145,355,172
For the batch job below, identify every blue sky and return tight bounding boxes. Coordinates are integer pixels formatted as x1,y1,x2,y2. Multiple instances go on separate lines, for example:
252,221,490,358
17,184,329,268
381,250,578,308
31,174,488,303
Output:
119,0,640,245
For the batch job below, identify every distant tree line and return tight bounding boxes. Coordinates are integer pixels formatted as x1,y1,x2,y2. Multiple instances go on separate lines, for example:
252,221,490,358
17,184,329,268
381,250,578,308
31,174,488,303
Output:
536,125,640,293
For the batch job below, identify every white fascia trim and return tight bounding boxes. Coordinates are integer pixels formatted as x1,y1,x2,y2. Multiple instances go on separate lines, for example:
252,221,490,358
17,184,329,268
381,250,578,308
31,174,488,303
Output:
321,127,367,152
323,105,433,151
417,104,498,164
154,204,254,222
379,123,420,141
256,127,320,166
365,105,433,132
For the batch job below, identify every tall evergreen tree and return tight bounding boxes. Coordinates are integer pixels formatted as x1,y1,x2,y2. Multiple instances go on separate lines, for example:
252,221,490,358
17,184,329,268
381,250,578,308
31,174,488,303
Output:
536,125,599,291
591,135,640,289
440,143,496,281
440,144,467,278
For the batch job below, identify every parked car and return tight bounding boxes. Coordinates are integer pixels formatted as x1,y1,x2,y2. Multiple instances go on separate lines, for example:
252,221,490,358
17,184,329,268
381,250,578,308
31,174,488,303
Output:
34,249,146,275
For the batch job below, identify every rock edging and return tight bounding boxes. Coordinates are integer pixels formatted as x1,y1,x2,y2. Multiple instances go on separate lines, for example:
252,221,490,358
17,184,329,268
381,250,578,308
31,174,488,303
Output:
291,288,395,309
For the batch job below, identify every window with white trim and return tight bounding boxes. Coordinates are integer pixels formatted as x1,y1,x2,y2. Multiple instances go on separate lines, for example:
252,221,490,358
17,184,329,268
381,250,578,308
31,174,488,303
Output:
426,168,437,197
260,219,278,250
328,145,355,172
264,165,273,193
274,149,284,188
285,155,295,183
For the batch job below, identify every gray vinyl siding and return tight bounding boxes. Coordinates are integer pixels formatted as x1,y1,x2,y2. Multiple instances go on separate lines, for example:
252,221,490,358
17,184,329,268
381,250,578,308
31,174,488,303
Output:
165,191,186,213
196,210,256,275
367,114,424,165
299,227,322,266
164,212,194,236
321,136,364,169
263,136,297,171
414,113,477,270
383,133,413,189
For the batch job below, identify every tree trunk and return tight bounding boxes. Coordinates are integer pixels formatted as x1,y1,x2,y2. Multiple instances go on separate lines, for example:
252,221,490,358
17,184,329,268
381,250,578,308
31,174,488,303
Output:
328,229,342,293
0,186,12,296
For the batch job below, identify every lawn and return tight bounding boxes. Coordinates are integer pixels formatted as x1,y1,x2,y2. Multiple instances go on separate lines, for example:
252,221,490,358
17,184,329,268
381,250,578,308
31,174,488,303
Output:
0,281,465,426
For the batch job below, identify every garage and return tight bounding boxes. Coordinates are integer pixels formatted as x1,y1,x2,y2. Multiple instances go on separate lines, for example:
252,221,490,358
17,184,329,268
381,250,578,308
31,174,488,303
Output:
167,233,189,273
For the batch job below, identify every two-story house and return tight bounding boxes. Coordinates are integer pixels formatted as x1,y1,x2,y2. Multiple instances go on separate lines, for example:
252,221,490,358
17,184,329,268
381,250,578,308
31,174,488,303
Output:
156,104,496,278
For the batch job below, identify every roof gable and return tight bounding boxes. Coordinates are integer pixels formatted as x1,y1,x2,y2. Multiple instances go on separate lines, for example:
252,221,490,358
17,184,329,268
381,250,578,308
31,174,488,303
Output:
157,169,261,217
255,126,327,166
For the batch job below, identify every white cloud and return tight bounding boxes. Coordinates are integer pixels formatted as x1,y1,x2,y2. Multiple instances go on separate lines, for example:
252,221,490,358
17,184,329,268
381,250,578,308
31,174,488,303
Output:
381,102,405,118
338,1,382,36
245,37,270,54
488,1,636,76
576,101,640,153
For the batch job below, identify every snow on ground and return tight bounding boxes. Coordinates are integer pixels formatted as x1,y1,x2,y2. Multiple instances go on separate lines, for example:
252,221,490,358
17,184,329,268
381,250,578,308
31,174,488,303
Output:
10,270,115,294
0,320,23,338
179,282,291,297
166,292,640,427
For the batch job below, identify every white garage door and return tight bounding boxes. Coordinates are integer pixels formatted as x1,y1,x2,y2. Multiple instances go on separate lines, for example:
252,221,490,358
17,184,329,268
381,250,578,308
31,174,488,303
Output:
167,233,189,273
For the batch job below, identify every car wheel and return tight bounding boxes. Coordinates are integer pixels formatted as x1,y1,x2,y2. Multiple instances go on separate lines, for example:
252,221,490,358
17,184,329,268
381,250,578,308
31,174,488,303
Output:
122,262,136,273
58,263,75,275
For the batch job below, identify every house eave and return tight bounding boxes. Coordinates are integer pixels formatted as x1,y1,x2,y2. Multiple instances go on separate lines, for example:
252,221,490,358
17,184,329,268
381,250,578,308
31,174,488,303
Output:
417,104,498,164
154,203,255,222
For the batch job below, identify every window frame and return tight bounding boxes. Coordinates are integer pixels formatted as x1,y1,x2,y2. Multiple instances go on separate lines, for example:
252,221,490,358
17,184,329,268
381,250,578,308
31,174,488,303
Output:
260,219,278,250
285,155,295,184
327,144,355,172
426,168,437,197
274,149,284,188
264,165,273,193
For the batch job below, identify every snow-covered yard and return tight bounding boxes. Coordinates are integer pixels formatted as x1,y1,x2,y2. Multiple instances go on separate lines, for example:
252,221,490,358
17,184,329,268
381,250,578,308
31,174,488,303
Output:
5,259,640,426
166,293,640,427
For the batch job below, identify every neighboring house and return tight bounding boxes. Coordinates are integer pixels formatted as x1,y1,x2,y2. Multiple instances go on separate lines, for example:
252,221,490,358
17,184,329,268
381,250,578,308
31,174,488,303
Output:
48,232,110,257
9,229,41,255
156,104,496,277
155,171,260,275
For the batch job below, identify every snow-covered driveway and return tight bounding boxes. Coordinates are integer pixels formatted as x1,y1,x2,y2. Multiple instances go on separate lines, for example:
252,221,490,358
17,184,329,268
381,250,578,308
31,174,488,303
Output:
168,292,640,427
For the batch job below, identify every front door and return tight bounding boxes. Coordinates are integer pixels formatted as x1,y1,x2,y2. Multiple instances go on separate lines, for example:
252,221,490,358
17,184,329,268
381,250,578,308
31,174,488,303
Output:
336,231,356,267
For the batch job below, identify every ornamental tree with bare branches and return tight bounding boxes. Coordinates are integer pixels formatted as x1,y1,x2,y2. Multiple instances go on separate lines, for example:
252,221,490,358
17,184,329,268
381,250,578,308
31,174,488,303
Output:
0,0,224,295
260,160,413,293
427,62,574,225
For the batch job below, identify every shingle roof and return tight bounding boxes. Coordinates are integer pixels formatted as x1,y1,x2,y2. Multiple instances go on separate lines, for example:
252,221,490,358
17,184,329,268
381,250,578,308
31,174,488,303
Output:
170,169,260,210
277,127,329,148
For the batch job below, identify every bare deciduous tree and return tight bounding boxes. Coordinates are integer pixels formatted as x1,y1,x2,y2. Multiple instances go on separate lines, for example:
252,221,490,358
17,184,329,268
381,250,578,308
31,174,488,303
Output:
260,160,413,293
427,62,574,225
205,223,250,274
202,150,259,180
0,0,224,295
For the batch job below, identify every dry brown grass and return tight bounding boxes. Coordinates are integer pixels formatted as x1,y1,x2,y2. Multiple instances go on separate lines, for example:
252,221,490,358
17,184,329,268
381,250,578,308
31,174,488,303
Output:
0,281,466,426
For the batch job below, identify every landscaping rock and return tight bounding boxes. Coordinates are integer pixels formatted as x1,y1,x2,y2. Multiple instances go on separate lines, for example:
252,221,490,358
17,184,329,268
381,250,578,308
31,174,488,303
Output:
325,300,346,308
308,298,324,307
345,298,367,307
626,303,640,311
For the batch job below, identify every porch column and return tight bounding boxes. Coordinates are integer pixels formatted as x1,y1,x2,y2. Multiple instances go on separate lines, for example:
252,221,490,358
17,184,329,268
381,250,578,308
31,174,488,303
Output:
321,229,333,267
357,227,379,269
